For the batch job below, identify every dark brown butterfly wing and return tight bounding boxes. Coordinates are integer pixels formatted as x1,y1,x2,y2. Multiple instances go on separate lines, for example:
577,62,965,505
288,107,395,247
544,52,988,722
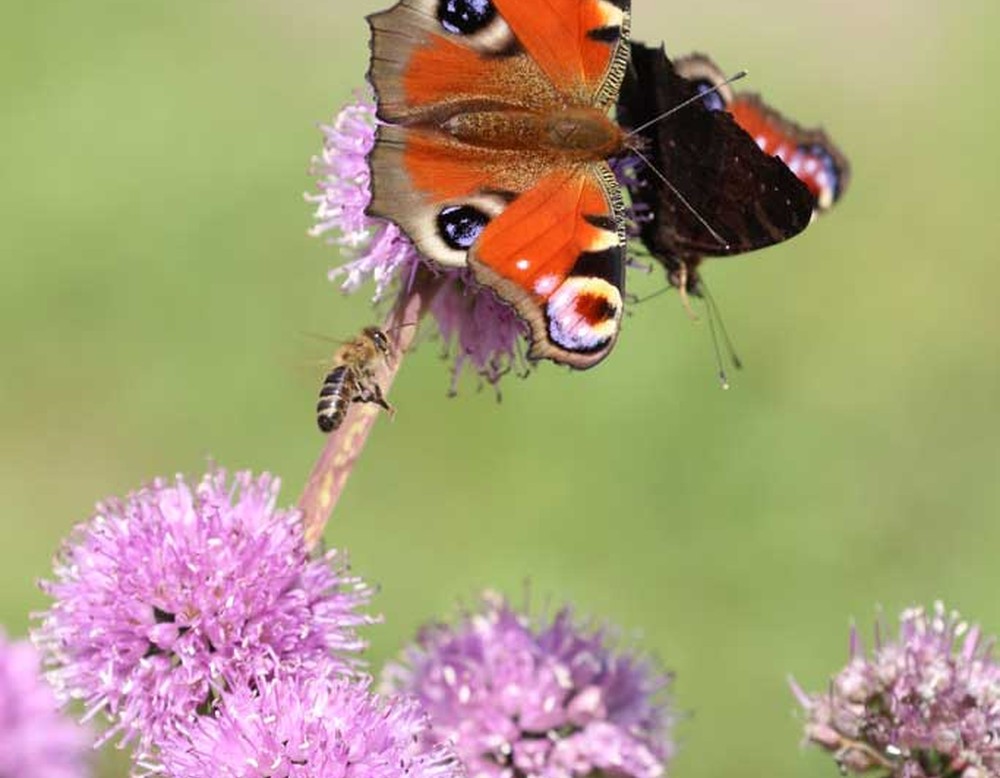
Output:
673,53,851,213
617,43,815,291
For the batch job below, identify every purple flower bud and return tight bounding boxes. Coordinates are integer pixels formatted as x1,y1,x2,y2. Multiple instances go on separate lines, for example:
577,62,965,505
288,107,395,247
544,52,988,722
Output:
0,630,91,778
151,667,463,778
793,602,1000,777
307,99,527,389
383,593,674,778
33,469,376,763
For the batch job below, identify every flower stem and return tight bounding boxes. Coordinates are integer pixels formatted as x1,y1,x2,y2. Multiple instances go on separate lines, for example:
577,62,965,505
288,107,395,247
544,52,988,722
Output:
299,266,440,549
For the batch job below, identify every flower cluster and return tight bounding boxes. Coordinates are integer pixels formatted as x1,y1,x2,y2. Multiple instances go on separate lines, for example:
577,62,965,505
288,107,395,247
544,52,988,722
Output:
793,602,1000,777
152,667,461,778
383,593,674,778
0,630,91,778
34,470,375,759
307,100,417,303
307,98,526,390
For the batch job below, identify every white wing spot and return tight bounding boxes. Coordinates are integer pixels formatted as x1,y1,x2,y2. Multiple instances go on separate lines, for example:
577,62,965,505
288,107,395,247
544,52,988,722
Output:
515,258,530,271
534,274,559,296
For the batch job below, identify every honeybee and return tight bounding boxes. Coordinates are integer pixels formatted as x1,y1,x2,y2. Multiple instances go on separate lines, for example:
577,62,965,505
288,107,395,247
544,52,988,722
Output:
316,326,394,433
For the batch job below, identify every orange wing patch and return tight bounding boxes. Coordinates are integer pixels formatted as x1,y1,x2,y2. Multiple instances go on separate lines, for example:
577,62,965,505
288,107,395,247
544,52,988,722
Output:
369,124,514,268
403,35,557,113
474,172,614,287
401,128,498,200
493,0,629,104
471,166,625,368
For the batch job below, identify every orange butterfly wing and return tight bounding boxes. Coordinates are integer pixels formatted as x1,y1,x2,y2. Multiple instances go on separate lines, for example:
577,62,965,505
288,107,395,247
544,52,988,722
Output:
491,0,630,105
471,166,626,367
369,0,560,122
366,0,632,368
369,123,533,267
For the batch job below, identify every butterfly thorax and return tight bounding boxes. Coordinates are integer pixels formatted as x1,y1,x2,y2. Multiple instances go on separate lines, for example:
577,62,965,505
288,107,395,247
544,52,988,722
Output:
440,106,626,160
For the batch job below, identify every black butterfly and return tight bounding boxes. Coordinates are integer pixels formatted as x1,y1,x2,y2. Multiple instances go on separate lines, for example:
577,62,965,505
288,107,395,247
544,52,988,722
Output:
618,43,837,295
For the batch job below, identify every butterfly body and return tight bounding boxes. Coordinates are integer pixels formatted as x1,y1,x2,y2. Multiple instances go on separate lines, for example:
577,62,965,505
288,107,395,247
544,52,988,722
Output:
439,107,625,157
367,0,633,368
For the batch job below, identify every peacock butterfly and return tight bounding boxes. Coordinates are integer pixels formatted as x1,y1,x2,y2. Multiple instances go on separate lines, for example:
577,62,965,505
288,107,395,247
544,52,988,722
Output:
674,53,850,214
365,0,634,369
617,43,848,295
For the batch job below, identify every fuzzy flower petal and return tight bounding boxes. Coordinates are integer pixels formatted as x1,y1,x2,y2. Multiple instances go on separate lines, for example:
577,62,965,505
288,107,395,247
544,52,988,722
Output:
33,469,376,761
611,155,652,236
794,602,1000,777
307,98,527,389
152,667,464,778
0,630,91,778
383,593,674,778
307,100,417,302
428,271,527,393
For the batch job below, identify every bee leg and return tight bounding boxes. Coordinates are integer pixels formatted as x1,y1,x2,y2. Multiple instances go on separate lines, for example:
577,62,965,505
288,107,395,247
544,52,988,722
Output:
353,385,395,417
371,385,395,418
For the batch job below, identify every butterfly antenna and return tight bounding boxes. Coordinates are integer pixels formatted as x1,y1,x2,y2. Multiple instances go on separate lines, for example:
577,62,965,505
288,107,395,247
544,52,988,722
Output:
700,279,743,371
625,70,749,138
631,285,672,305
630,147,731,250
703,296,731,390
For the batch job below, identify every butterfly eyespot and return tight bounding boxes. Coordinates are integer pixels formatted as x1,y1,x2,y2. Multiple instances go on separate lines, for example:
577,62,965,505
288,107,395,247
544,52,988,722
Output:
799,143,845,202
437,204,491,250
437,0,495,35
545,277,622,355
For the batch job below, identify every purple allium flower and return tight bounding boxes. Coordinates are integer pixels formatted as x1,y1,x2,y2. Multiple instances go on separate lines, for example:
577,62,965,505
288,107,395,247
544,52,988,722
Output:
428,270,526,393
307,99,416,302
153,668,463,778
307,98,527,389
0,630,91,778
792,602,1000,777
383,593,674,778
33,469,375,760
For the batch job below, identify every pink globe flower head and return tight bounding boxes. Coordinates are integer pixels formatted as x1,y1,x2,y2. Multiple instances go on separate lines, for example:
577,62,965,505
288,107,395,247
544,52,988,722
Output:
0,630,91,778
307,98,528,391
383,593,674,778
33,469,376,764
151,665,464,778
792,602,1000,777
428,269,528,394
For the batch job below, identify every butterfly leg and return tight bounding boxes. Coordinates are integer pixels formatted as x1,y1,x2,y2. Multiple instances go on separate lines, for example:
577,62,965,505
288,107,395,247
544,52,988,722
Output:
676,265,700,322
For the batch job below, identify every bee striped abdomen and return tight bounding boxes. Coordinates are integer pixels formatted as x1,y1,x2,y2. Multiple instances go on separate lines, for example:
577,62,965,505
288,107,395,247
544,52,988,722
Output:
316,365,357,433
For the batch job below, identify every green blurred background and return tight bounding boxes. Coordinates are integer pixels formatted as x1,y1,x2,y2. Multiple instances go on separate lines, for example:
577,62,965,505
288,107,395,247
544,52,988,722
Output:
2,0,997,775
